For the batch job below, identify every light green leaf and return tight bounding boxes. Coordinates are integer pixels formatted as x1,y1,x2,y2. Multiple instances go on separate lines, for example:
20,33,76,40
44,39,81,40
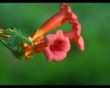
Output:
8,35,22,47
19,36,33,46
13,28,22,35
2,30,16,35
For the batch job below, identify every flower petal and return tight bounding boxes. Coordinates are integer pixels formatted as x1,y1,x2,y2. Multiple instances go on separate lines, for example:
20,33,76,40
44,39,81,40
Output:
63,30,77,42
77,36,84,51
55,30,65,41
43,30,70,62
71,21,81,35
60,3,71,13
61,37,70,52
45,34,56,47
52,51,66,62
44,47,54,62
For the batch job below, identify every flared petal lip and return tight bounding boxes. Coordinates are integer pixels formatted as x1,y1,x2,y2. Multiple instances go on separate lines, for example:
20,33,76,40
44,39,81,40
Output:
44,30,71,62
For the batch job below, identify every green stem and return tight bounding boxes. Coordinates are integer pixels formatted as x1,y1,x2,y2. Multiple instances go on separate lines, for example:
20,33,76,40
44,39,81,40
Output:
0,37,13,52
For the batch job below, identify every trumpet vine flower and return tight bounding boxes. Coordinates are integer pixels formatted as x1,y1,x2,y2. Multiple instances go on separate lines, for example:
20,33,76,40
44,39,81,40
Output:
0,3,84,62
44,30,70,62
22,3,84,62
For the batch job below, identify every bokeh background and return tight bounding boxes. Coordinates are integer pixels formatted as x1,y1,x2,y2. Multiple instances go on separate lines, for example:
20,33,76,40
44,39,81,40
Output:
0,3,110,85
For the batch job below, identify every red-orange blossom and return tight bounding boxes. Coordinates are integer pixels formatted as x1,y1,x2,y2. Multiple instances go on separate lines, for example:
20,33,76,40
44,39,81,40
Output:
21,3,84,62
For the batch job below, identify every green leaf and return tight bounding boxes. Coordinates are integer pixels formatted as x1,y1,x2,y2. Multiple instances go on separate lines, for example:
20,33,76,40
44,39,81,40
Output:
13,51,24,60
19,36,33,46
8,35,22,47
2,30,16,35
13,28,22,35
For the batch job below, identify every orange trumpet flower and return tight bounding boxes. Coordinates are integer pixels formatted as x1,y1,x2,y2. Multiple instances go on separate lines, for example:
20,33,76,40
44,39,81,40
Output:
22,3,84,61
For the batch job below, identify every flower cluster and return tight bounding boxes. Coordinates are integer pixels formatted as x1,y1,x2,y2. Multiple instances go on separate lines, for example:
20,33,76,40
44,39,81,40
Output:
21,3,84,62
0,3,84,62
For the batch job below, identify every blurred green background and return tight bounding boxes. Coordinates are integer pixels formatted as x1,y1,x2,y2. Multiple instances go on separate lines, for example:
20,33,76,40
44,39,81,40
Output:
0,3,110,85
